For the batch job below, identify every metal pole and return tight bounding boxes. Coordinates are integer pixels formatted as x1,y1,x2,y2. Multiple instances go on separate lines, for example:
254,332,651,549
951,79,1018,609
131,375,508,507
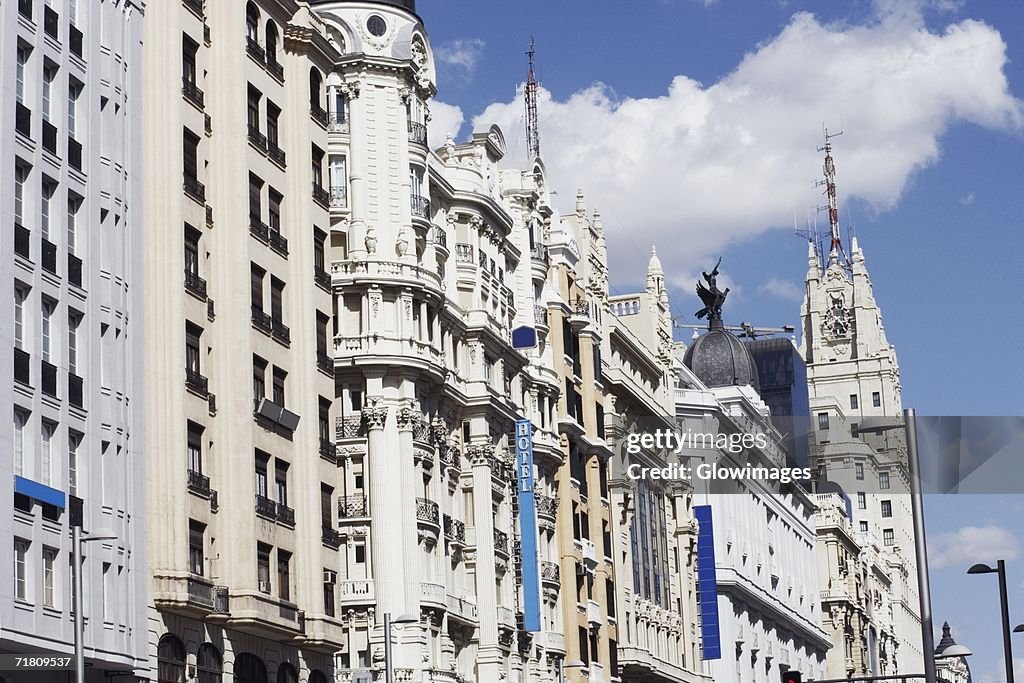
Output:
73,525,85,683
997,560,1016,683
384,612,393,683
904,408,936,683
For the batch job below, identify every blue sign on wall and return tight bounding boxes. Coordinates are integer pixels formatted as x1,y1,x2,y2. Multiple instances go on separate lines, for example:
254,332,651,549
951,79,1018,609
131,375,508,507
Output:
515,419,542,632
14,476,66,509
694,504,722,660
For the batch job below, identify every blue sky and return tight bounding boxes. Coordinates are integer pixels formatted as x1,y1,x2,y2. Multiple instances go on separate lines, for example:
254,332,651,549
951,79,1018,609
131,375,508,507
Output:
420,0,1024,678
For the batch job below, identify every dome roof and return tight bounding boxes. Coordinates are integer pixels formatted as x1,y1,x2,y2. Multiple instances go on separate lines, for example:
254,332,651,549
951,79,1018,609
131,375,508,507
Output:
683,323,760,393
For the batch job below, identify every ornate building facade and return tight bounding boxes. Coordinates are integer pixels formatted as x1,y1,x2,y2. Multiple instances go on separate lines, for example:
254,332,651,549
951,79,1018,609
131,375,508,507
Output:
2,0,149,679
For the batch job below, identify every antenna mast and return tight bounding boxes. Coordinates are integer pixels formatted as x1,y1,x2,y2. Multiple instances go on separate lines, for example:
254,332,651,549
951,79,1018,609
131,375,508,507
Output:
816,127,849,268
525,38,541,159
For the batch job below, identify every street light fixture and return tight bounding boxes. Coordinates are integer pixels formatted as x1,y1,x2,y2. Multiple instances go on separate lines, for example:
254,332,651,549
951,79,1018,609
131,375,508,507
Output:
1013,624,1024,634
856,408,935,683
383,612,418,683
73,526,118,683
935,643,973,659
967,561,1014,683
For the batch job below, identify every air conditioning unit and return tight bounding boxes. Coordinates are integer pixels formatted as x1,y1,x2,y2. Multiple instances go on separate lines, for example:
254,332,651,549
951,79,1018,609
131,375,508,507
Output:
323,570,337,584
352,673,373,683
258,580,271,593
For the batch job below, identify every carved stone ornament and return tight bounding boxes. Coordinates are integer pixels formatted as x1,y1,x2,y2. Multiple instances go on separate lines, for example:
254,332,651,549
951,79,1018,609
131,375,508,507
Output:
369,289,382,318
396,406,414,430
398,86,412,104
362,401,389,430
340,81,361,99
365,225,378,254
396,227,410,257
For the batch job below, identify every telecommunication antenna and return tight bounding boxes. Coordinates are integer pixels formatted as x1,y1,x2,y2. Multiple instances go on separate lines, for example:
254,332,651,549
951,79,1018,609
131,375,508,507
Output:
815,127,850,269
672,318,795,341
525,38,541,160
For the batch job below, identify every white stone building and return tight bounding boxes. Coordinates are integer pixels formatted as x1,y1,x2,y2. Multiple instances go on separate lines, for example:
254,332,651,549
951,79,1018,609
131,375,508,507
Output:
2,0,149,679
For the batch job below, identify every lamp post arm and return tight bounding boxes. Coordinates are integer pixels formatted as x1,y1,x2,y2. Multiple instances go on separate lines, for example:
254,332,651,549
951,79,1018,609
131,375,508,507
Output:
905,408,937,683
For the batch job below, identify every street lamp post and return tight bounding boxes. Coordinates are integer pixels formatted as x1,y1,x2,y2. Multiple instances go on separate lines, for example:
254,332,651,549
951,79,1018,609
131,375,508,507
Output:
968,560,1014,683
383,612,418,683
857,408,936,683
72,526,117,683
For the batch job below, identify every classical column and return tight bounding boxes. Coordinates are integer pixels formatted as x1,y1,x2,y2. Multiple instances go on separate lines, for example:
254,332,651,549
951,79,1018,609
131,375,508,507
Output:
344,81,369,259
468,442,502,680
396,400,420,611
364,400,403,618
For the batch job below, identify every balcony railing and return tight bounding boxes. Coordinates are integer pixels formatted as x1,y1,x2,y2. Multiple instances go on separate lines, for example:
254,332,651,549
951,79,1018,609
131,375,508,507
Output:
251,307,272,334
536,494,558,519
184,269,207,299
187,469,211,496
336,415,365,439
246,36,265,64
431,225,447,248
443,514,465,544
541,560,561,584
573,298,591,317
267,141,286,167
416,498,439,525
321,527,342,549
408,121,427,146
247,125,267,151
330,186,348,208
277,504,295,526
534,305,548,326
266,56,284,81
68,372,84,409
14,348,31,386
410,194,430,219
15,103,31,138
338,494,367,518
314,266,331,290
531,243,549,264
41,238,57,275
319,438,335,462
185,368,209,396
255,494,276,519
249,218,270,243
182,77,205,108
41,360,58,397
183,0,204,16
42,120,58,156
183,174,206,203
455,243,473,264
271,318,290,345
316,351,333,375
310,104,328,127
328,113,348,133
268,229,289,257
67,255,83,288
312,183,330,208
15,224,30,259
493,528,509,556
439,445,461,470
68,136,83,171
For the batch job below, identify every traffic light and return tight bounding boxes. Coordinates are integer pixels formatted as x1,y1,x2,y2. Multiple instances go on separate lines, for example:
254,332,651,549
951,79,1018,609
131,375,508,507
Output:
781,671,802,683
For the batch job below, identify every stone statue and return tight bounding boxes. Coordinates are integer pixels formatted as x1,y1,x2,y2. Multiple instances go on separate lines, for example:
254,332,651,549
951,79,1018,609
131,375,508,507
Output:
695,257,729,322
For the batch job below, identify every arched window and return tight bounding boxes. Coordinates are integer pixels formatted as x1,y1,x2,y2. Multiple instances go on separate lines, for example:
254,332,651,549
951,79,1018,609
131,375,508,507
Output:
234,653,267,683
276,663,298,683
308,672,329,683
197,643,222,683
266,22,278,64
309,68,323,111
157,634,186,683
245,3,260,42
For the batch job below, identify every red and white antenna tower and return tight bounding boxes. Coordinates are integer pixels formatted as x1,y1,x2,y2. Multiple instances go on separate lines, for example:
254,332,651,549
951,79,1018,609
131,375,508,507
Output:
525,38,541,159
816,127,850,268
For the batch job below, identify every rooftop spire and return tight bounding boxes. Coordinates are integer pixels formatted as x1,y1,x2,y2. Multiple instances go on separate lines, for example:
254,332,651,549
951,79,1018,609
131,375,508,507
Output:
816,127,850,269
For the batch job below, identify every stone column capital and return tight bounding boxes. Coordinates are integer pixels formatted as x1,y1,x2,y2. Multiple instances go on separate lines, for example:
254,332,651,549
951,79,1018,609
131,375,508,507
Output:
363,400,389,430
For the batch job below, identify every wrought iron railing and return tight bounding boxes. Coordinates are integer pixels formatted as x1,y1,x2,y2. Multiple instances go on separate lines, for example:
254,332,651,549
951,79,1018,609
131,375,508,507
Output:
416,498,439,525
338,494,368,518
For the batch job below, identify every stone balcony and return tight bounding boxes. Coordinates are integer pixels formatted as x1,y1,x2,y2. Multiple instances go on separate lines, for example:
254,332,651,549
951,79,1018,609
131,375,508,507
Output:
331,258,442,294
153,574,229,618
338,579,375,606
334,332,445,380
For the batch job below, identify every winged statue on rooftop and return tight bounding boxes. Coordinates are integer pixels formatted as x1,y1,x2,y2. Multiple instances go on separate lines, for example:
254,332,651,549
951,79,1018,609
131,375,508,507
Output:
695,257,729,322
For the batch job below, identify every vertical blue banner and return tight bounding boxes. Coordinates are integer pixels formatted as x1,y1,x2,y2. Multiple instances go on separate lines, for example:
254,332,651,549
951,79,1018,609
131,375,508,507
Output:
694,504,722,660
515,419,542,632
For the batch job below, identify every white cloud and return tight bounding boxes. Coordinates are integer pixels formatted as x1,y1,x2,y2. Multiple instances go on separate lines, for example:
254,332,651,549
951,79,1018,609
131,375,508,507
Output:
427,100,465,150
468,6,1023,285
435,38,486,84
959,191,975,206
929,525,1021,569
758,277,803,302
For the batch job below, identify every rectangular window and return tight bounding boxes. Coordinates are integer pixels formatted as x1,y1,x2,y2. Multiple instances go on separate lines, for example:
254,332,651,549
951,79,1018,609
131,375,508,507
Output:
183,128,200,181
16,46,29,103
879,471,890,490
14,411,28,477
15,539,30,601
14,164,29,225
68,432,80,496
817,412,829,431
182,34,198,86
68,81,81,136
323,571,336,617
321,483,333,528
67,196,80,255
872,391,881,408
68,312,79,375
330,156,346,190
247,85,261,132
189,520,205,576
40,181,53,239
857,492,866,510
277,550,291,601
881,500,893,518
850,394,859,410
311,146,324,187
187,421,203,473
248,173,263,223
255,451,269,498
14,287,27,350
42,63,56,121
319,397,331,442
855,463,864,480
270,278,285,322
250,263,265,310
274,460,288,507
331,89,347,123
253,356,267,407
101,562,111,621
41,421,54,486
268,189,282,232
266,102,280,147
317,312,329,356
314,228,327,272
859,521,869,532
272,367,286,406
42,547,57,607
883,529,895,546
184,225,200,276
257,543,271,592
185,322,202,375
